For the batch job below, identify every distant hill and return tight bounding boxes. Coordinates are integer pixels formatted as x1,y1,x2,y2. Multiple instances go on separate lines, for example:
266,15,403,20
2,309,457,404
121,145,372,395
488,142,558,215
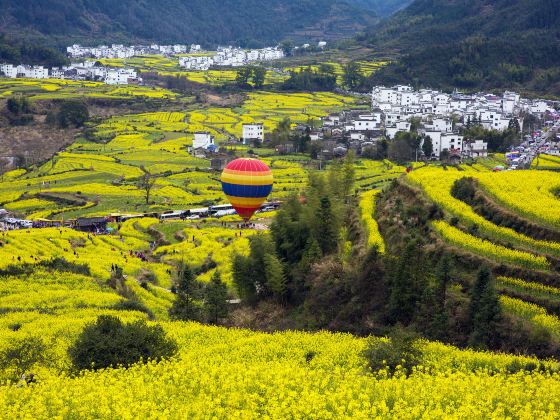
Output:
350,0,413,17
363,0,560,96
0,0,380,47
0,34,68,67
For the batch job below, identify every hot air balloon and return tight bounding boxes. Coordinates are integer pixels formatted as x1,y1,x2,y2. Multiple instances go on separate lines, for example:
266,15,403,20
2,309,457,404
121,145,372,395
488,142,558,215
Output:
220,158,273,222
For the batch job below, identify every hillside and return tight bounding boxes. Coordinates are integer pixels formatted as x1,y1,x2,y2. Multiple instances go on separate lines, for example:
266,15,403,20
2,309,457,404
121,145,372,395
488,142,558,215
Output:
348,0,413,17
1,72,560,413
0,0,379,47
363,0,560,95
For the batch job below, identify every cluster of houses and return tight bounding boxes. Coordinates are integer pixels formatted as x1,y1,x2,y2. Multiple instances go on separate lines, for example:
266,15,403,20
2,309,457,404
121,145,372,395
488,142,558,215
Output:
67,43,202,59
179,46,284,70
364,85,555,159
295,41,327,51
189,123,265,158
257,86,555,161
0,61,140,85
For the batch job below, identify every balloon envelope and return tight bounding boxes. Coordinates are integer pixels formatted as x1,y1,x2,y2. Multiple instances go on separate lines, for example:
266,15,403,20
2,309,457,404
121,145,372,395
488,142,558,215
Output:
220,158,273,221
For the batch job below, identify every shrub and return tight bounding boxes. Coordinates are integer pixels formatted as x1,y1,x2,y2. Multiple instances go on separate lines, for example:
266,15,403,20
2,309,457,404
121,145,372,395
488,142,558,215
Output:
68,315,177,371
112,299,155,319
0,337,46,381
451,177,476,203
363,329,422,376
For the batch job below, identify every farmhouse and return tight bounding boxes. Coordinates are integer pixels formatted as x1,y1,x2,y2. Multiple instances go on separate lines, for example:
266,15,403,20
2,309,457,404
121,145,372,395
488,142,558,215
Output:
242,123,264,145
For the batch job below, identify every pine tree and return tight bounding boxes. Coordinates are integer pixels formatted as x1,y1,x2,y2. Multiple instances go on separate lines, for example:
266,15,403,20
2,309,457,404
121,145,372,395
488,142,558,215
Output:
425,255,452,340
468,267,501,347
292,238,322,301
299,238,322,272
341,152,356,201
232,253,257,304
435,255,452,310
421,136,433,158
386,241,422,325
204,271,229,324
264,253,287,302
169,263,201,321
315,196,338,255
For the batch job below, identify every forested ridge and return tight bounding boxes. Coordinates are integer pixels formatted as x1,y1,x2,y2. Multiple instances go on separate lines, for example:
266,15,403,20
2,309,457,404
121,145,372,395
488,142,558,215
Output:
361,0,560,96
0,0,382,47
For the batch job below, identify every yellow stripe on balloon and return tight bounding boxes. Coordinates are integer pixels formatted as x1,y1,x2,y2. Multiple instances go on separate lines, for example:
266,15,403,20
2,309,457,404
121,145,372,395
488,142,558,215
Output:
226,195,268,206
222,169,272,177
221,173,273,185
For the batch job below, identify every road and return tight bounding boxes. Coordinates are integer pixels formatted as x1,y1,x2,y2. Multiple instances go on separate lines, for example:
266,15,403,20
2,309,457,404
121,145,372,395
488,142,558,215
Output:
515,121,560,169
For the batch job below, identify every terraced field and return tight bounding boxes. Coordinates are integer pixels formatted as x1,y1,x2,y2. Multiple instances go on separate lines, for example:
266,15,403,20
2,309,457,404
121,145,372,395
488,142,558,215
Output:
0,88,371,219
406,166,560,342
0,230,559,418
0,78,177,100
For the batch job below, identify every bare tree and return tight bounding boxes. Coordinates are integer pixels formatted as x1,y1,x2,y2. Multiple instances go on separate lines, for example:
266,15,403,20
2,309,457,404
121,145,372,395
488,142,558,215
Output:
139,172,157,204
0,159,7,182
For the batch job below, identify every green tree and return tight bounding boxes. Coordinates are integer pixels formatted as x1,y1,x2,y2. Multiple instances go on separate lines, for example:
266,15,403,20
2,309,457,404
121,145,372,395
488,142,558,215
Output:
468,267,501,348
422,136,433,158
343,62,363,90
341,151,356,200
6,96,30,115
169,263,201,321
271,117,292,146
388,132,421,163
235,67,252,87
315,196,338,255
232,253,257,304
264,253,287,302
56,100,89,128
204,271,229,324
68,315,177,371
251,66,266,88
0,337,45,382
422,254,452,340
508,117,521,133
387,240,425,325
279,40,294,56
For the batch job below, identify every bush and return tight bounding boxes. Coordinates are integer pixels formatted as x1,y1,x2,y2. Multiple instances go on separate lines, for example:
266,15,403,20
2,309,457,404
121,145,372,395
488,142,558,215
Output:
69,315,177,371
363,329,422,376
55,100,89,128
0,337,46,381
112,299,155,319
451,177,476,203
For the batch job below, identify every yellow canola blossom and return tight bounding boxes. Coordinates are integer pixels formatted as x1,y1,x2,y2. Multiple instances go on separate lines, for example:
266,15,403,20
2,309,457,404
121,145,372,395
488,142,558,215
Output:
408,167,560,257
432,220,550,270
0,323,559,418
359,190,385,252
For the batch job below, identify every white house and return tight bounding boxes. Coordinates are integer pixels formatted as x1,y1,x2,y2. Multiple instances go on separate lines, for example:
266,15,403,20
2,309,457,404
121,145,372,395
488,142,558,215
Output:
0,64,17,78
386,121,411,139
242,123,264,145
422,132,463,158
353,119,379,131
428,118,453,133
193,132,215,150
463,140,488,158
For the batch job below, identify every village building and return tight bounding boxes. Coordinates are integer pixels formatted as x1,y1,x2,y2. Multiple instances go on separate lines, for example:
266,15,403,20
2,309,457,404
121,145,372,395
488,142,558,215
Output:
242,123,264,145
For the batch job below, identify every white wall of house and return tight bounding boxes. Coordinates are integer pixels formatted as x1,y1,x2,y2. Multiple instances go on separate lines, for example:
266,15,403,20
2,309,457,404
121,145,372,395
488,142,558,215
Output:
193,132,215,149
242,123,264,144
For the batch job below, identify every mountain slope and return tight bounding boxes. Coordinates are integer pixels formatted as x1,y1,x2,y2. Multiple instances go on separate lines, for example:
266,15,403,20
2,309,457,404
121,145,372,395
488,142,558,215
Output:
348,0,413,17
0,0,378,46
364,0,560,95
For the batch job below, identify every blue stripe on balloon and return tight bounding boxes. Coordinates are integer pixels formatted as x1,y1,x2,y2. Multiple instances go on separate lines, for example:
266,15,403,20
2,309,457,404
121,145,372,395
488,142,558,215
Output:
221,182,272,198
